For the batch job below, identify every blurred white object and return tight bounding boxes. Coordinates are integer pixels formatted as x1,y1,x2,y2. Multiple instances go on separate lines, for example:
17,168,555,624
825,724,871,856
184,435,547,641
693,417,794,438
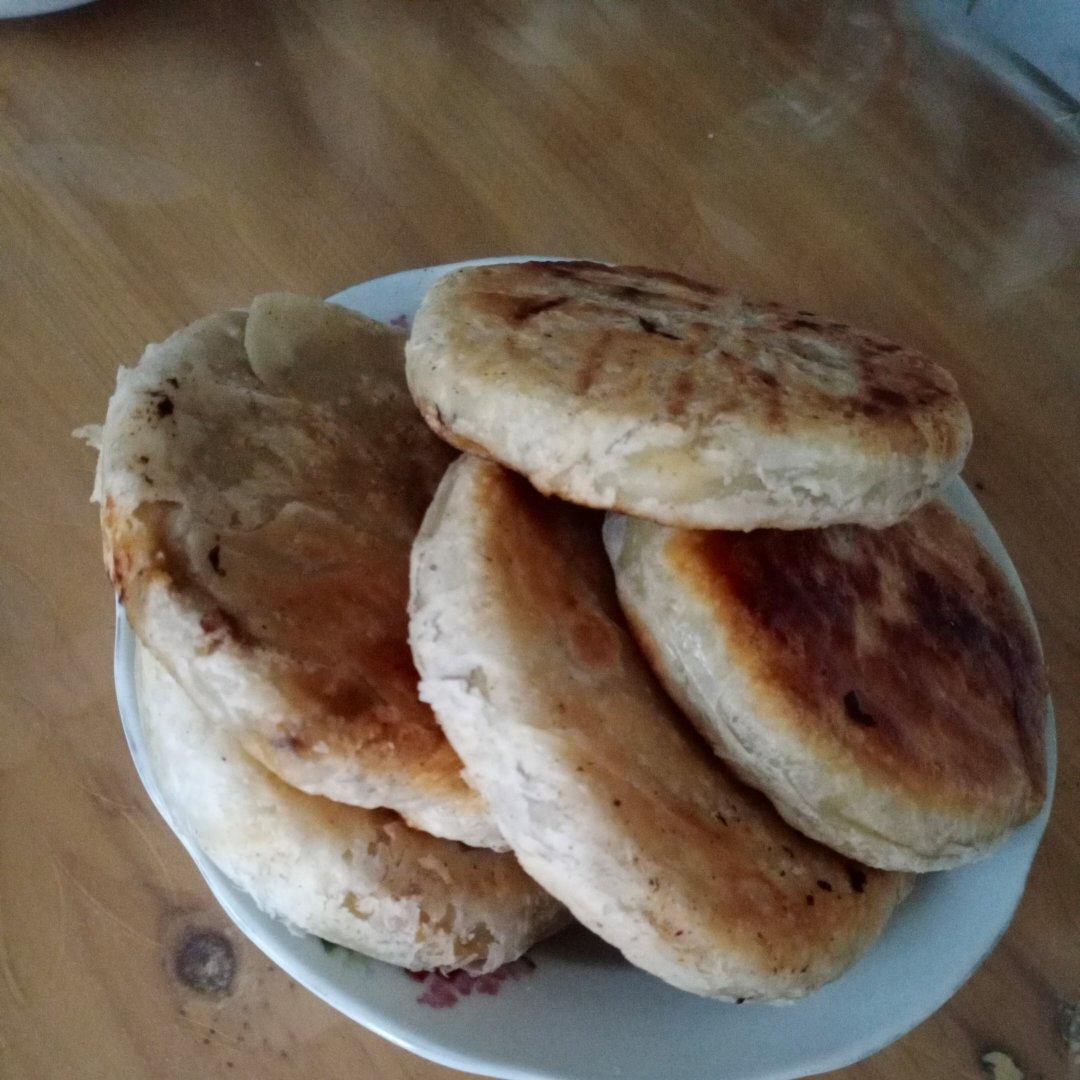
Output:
0,0,96,17
915,0,1080,133
962,0,1079,100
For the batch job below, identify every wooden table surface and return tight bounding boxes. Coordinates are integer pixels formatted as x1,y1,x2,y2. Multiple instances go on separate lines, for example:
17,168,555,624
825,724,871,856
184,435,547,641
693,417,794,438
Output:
2,2,1077,1077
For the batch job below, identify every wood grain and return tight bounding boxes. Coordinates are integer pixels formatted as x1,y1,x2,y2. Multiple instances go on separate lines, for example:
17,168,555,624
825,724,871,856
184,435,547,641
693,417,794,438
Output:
1,1,1077,1077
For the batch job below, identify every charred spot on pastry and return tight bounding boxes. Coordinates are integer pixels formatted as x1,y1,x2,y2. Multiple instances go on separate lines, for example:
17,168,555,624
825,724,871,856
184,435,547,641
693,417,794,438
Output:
512,296,567,321
843,690,876,727
846,864,867,893
638,317,680,340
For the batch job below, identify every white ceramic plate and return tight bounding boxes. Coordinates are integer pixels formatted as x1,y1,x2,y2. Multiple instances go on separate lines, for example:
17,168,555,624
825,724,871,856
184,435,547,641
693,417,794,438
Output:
114,257,1055,1080
0,0,95,18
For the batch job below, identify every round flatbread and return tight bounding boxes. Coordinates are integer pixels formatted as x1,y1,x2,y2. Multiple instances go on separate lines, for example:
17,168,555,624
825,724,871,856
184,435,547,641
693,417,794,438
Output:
409,455,910,1001
405,261,971,530
604,504,1048,871
95,295,502,849
134,645,566,972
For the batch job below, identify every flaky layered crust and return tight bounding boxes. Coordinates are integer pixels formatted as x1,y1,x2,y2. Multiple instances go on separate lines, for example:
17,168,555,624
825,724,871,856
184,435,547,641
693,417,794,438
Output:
409,455,910,1001
606,502,1047,870
97,300,501,849
135,646,565,971
406,261,971,530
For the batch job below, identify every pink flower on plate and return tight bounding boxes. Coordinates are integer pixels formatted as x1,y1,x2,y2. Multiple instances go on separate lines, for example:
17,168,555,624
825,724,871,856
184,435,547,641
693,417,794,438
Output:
411,956,537,1008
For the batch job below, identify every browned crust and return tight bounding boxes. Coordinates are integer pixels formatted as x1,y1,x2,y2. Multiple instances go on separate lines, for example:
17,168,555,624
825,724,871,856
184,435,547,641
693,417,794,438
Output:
666,503,1047,823
427,261,970,462
105,500,480,809
99,296,496,815
465,464,907,978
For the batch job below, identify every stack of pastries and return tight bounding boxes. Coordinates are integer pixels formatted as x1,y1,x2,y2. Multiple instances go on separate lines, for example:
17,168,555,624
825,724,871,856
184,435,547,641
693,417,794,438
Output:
88,262,1047,1001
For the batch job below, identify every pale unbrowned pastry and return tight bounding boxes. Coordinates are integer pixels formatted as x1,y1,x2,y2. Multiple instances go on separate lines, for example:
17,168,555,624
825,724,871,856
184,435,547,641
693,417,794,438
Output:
135,644,565,971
